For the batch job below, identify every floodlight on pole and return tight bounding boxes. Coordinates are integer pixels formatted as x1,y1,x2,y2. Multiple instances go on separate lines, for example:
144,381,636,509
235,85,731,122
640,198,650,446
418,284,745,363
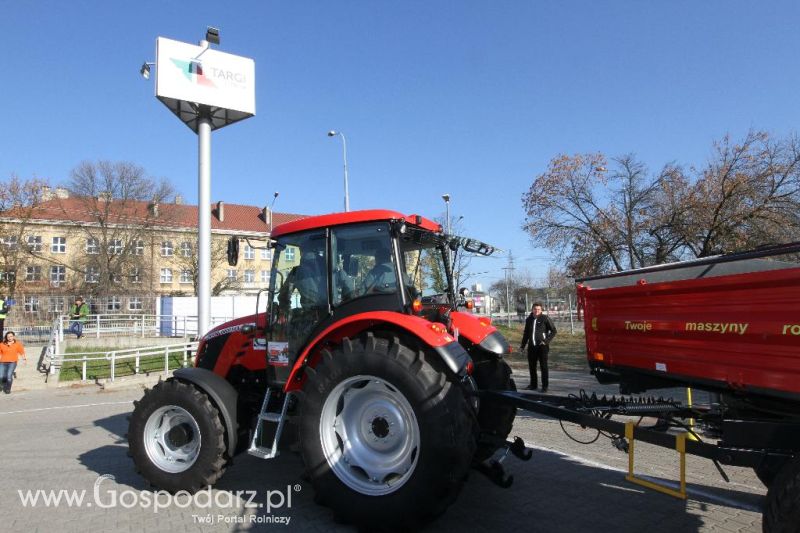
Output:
140,62,154,80
327,130,350,212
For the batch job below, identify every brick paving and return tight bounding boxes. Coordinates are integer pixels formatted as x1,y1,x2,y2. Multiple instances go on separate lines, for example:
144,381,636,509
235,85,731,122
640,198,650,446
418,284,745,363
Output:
0,369,765,532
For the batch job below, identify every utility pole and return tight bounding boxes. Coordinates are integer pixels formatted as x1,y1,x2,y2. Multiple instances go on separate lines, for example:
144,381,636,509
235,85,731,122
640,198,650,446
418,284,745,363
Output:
502,250,515,327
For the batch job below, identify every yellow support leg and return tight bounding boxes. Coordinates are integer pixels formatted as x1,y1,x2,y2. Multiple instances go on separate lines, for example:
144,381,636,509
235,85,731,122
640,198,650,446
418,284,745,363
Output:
686,388,698,441
625,421,688,500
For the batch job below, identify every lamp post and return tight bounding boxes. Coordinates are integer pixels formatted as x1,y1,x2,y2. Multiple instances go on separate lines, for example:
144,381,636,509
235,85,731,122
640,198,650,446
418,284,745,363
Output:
441,194,451,235
327,130,350,211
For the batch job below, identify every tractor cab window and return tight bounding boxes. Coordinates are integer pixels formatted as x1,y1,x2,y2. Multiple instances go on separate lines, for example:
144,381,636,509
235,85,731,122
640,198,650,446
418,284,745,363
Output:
331,223,398,305
398,227,450,302
269,230,328,358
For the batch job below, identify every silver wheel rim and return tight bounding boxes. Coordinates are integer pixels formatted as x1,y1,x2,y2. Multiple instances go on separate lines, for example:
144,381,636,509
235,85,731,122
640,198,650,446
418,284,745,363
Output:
320,375,420,496
143,405,202,473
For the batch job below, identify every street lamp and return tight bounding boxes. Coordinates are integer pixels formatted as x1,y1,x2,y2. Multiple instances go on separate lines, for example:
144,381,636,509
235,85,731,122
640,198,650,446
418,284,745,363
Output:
441,194,451,235
327,130,350,212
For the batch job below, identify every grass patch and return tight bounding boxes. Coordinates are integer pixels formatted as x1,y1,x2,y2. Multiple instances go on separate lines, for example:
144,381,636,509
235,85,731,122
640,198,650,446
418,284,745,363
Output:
59,346,191,381
494,320,590,372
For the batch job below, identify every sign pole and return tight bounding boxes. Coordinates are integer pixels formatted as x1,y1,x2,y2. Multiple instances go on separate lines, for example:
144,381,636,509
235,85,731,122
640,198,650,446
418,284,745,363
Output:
198,108,212,337
147,29,255,336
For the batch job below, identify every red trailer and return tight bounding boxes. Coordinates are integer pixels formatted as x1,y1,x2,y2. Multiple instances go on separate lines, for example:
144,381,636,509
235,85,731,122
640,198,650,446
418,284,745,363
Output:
574,243,800,532
578,244,800,402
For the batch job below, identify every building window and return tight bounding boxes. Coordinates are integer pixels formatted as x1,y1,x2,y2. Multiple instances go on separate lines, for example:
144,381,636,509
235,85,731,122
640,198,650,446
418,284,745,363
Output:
284,248,295,262
85,267,99,283
244,270,255,283
161,241,173,257
0,270,16,283
27,235,42,252
2,236,18,251
227,269,237,280
260,270,269,283
48,297,65,313
180,270,192,284
130,240,144,256
50,265,65,285
51,236,66,253
180,241,192,257
130,268,142,284
244,245,255,260
108,239,123,255
25,266,41,282
106,296,122,312
128,297,143,311
261,248,272,260
160,268,173,283
86,238,99,255
24,296,39,313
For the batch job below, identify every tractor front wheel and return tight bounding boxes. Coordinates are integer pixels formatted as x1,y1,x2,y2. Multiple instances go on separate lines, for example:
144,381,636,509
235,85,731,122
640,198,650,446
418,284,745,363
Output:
299,333,476,529
128,379,228,493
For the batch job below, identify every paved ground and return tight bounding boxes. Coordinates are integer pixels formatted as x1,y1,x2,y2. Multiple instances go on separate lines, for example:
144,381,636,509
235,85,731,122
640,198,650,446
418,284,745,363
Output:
0,368,765,532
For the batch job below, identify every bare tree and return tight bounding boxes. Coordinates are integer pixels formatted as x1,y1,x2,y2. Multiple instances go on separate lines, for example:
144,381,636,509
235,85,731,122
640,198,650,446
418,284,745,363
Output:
174,238,244,296
522,153,627,273
680,131,800,256
0,175,50,297
523,130,800,277
32,160,176,296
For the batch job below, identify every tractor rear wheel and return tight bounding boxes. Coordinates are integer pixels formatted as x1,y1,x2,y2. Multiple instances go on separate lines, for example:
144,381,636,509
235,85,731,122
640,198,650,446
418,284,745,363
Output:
763,455,800,533
298,333,476,529
128,379,228,493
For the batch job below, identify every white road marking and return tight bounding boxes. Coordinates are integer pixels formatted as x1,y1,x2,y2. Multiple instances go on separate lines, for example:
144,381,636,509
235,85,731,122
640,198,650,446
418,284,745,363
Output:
526,443,763,513
0,400,133,416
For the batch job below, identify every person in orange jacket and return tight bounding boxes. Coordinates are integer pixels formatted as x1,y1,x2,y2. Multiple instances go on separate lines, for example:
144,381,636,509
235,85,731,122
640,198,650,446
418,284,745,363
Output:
0,331,26,394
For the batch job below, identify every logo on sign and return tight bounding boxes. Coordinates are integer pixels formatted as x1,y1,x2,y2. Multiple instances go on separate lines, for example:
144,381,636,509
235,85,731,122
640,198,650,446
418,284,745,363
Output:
170,58,216,87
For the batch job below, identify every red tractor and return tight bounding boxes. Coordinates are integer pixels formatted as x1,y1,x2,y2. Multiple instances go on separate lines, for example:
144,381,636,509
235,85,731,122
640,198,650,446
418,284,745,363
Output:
128,209,518,528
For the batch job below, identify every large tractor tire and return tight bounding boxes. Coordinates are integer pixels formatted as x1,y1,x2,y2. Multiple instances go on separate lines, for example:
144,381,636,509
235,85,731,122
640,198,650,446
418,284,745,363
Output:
128,379,228,493
471,355,516,461
298,333,476,530
763,455,800,533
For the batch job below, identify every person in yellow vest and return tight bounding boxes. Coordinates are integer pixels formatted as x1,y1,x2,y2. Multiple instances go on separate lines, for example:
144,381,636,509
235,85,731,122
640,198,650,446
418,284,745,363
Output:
0,295,8,340
0,331,26,394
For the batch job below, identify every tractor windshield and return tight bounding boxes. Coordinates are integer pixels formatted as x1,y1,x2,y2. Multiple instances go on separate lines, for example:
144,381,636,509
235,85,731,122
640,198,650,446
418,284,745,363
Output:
398,227,454,304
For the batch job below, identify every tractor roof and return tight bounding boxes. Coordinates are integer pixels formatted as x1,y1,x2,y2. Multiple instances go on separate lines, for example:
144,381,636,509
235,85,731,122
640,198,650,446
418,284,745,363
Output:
271,209,442,238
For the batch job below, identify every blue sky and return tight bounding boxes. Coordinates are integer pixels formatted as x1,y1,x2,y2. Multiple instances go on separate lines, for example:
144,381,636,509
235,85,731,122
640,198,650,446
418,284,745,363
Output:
4,1,800,289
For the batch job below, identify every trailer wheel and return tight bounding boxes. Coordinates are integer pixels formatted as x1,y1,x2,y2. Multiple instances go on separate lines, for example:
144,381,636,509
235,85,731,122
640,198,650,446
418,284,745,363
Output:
756,457,788,488
128,379,228,492
299,333,476,529
763,456,800,533
472,355,517,461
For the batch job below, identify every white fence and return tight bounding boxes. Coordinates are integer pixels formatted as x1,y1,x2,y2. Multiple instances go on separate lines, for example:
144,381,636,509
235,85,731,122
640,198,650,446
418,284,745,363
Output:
58,341,199,382
55,314,237,341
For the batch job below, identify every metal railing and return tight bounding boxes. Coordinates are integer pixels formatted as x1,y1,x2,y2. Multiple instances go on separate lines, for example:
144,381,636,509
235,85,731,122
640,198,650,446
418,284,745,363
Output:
56,314,235,341
57,341,199,382
36,319,62,377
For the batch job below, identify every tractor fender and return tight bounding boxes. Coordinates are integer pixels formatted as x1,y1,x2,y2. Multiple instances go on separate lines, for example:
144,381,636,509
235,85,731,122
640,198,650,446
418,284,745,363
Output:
172,367,238,454
284,311,468,391
449,311,510,357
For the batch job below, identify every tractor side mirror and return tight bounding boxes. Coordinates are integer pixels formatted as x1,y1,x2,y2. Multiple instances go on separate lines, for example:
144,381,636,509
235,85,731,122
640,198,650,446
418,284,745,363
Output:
227,237,240,266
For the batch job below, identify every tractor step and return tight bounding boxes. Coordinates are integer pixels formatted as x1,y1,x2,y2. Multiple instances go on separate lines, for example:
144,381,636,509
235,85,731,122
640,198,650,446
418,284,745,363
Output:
247,387,292,460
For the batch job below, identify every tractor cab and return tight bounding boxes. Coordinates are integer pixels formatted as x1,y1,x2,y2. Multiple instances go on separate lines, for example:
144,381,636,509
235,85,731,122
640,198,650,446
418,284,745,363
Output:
263,209,492,383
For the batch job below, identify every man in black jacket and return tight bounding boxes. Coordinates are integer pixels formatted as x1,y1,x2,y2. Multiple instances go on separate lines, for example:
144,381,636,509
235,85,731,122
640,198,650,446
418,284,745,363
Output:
520,302,557,392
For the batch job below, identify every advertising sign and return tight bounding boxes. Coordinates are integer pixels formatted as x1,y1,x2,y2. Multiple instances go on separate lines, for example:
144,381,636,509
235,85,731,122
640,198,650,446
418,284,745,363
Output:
155,37,255,131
